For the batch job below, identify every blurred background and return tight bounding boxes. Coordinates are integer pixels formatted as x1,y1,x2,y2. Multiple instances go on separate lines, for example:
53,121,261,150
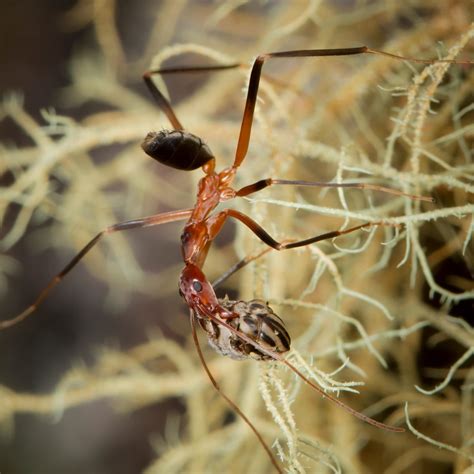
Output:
0,1,473,473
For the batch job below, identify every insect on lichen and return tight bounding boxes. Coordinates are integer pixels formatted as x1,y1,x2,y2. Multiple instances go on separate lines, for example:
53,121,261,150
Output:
1,36,474,473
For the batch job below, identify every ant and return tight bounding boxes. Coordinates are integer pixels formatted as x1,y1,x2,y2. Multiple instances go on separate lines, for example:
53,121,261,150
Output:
2,45,472,473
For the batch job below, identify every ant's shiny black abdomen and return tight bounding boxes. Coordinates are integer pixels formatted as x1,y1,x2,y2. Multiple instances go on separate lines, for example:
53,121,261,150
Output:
142,130,214,171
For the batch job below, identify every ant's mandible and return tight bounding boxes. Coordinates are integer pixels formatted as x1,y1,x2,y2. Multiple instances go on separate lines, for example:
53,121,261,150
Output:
2,45,472,473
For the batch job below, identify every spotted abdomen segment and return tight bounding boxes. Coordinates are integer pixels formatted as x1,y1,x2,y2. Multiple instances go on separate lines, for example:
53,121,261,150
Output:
201,299,291,360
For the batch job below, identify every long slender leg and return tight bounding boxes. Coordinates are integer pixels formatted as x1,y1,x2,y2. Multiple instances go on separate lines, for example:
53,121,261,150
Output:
225,209,393,251
212,246,274,288
212,238,296,288
236,178,434,202
143,71,184,130
233,46,473,168
143,63,240,130
189,311,283,473
0,209,193,330
207,208,393,287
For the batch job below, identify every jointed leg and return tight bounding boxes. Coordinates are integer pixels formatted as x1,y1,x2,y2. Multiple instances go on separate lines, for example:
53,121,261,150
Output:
143,63,240,130
212,237,296,288
236,178,434,202
212,246,274,288
233,46,473,168
0,209,193,330
208,208,395,272
208,206,390,288
225,209,393,251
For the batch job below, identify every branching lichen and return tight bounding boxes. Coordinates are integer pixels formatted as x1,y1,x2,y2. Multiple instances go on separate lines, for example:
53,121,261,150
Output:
1,1,473,473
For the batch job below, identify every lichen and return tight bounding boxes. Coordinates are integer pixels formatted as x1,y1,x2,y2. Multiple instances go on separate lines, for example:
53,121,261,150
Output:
1,1,473,473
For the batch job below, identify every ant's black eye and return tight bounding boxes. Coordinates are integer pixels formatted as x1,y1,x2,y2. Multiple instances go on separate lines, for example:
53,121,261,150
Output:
193,280,203,292
181,231,191,244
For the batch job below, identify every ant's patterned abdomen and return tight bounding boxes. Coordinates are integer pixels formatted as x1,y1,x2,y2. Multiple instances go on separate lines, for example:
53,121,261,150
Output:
142,129,214,170
200,298,291,360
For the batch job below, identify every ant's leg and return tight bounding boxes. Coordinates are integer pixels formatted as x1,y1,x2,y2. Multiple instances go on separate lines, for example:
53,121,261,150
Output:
0,208,193,330
206,211,278,288
143,63,240,130
225,209,393,251
236,178,434,202
189,311,283,473
233,46,473,168
212,236,304,288
212,246,274,288
208,208,394,288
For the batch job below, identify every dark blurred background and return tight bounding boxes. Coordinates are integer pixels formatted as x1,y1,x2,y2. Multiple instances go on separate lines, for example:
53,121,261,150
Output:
0,2,183,473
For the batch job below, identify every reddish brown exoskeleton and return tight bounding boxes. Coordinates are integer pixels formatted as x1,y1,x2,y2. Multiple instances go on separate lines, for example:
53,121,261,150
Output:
2,46,473,472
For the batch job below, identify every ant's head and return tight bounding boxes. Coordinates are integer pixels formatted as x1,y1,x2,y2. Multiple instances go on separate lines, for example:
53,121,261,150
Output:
142,130,214,171
178,263,218,310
